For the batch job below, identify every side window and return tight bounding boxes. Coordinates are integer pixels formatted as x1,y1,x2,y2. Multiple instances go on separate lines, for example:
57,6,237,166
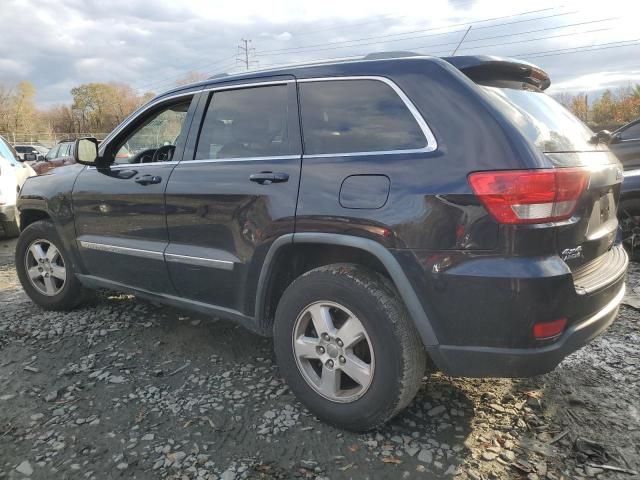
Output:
195,85,289,160
0,138,15,161
60,143,71,156
299,79,427,155
46,145,59,160
621,123,640,140
114,98,192,164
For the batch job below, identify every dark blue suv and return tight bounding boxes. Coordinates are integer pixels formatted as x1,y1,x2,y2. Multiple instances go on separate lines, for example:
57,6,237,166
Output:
14,54,627,430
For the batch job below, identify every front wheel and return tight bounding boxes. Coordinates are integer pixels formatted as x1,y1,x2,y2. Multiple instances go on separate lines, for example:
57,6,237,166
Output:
15,220,86,310
273,264,425,431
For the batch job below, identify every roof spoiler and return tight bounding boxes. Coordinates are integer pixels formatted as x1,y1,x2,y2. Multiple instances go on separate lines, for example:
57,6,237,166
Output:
442,55,551,90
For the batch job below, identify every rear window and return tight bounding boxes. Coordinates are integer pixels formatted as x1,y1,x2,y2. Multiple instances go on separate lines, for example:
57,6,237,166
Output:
481,85,595,153
299,79,427,155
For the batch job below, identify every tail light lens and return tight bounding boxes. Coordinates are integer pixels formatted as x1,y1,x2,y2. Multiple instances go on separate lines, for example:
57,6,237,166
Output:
468,168,589,224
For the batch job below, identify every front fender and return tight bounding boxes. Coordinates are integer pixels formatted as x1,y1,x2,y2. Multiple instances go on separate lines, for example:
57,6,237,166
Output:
17,164,84,272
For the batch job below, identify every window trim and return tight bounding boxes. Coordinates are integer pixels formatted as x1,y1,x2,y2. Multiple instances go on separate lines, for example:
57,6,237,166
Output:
100,80,295,150
298,75,438,158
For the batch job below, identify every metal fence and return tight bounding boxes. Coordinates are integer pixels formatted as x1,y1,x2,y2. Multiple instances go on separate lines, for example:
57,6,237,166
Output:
2,132,111,148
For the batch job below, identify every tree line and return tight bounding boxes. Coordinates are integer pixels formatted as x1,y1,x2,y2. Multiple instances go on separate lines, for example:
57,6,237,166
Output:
0,71,207,146
554,84,640,131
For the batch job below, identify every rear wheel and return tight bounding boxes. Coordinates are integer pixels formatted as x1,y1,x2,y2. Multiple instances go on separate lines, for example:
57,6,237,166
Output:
618,198,640,261
273,264,425,431
1,219,20,238
15,220,86,310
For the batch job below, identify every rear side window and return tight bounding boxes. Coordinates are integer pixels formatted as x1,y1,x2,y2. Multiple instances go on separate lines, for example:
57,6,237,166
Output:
481,85,595,153
299,79,427,155
195,85,290,160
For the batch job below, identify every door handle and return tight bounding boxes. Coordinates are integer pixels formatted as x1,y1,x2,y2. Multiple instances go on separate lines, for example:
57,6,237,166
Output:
249,172,289,185
134,174,162,185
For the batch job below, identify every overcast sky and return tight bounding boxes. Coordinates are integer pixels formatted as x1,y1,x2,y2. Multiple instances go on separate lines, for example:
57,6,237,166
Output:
2,0,639,106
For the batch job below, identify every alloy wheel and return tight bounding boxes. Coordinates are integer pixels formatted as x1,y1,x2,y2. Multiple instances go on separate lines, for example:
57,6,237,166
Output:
24,239,67,296
292,301,375,403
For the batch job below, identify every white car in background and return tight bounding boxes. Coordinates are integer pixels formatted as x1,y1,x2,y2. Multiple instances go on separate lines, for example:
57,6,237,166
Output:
0,136,36,237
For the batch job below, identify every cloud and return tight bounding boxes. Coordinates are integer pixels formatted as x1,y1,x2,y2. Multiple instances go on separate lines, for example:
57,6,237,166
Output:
0,0,639,106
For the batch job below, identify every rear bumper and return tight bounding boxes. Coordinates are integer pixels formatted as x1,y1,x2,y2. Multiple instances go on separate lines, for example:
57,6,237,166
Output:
426,282,625,377
0,204,16,222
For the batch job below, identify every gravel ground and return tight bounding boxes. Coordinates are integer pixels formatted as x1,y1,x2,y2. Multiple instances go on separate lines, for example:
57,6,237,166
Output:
0,232,639,480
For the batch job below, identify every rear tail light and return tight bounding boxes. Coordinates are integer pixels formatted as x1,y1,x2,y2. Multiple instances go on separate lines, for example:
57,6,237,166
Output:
468,168,589,224
533,318,567,340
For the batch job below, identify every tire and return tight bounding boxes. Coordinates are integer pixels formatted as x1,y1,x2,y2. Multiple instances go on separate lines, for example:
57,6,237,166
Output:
1,219,20,238
273,263,425,431
618,198,640,261
15,220,86,311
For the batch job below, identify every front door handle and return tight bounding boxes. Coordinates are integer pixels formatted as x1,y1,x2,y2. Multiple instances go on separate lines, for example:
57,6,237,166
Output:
134,174,162,185
249,172,289,185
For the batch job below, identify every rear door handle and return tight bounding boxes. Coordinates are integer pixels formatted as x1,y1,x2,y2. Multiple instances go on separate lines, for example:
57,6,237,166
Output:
134,174,162,185
249,172,289,185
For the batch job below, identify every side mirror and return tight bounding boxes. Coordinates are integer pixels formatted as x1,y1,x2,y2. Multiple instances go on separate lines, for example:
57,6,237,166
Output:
74,137,100,166
24,153,37,161
589,130,612,145
37,154,45,161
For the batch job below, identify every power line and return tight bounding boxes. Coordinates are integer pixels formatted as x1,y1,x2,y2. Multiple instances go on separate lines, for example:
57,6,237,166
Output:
132,6,565,94
253,17,618,65
419,27,610,56
255,7,566,56
512,38,640,59
133,54,237,93
236,35,638,77
254,16,616,59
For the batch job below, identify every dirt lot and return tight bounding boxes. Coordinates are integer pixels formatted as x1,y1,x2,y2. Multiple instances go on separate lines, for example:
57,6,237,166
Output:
0,233,639,480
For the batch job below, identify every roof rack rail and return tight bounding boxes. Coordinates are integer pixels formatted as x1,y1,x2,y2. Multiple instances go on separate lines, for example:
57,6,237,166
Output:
362,51,422,60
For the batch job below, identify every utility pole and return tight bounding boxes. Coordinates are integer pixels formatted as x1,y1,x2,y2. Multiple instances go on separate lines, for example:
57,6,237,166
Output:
237,39,258,71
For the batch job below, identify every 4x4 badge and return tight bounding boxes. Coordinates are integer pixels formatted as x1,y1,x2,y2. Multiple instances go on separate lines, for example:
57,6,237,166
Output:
561,246,583,262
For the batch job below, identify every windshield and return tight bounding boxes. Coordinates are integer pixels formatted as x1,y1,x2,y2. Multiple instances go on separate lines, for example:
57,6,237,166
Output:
0,137,17,164
481,85,596,153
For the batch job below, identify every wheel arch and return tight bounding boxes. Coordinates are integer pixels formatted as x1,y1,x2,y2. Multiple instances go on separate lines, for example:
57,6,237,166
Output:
19,208,52,230
255,233,439,347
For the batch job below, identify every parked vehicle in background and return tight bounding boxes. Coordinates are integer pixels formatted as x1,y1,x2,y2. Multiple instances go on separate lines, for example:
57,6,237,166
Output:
618,168,640,260
33,145,50,157
14,54,627,430
14,145,45,163
32,139,76,175
594,119,640,170
0,136,35,236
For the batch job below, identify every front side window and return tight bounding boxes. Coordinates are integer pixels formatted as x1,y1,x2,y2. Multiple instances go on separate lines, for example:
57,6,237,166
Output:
46,145,59,160
620,123,640,141
59,143,72,156
114,98,192,164
299,79,427,155
195,85,290,160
